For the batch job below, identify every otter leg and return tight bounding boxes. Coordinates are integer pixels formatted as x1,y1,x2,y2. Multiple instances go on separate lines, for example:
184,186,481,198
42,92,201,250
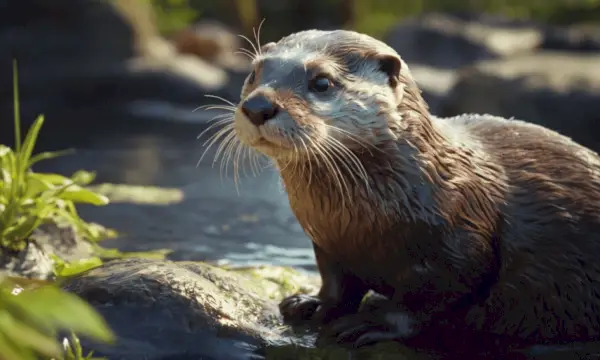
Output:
322,231,499,348
279,242,369,326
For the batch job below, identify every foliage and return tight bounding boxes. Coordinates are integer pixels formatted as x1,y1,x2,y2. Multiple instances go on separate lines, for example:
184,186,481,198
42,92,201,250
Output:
351,0,600,37
150,0,200,35
0,279,113,360
52,256,104,280
0,61,116,359
0,61,111,252
60,333,105,360
146,0,600,41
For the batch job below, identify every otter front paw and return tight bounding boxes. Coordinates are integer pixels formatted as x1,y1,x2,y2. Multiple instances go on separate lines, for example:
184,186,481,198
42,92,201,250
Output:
279,294,322,325
319,310,421,348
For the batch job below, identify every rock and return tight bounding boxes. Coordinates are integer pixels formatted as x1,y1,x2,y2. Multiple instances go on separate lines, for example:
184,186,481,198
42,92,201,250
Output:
60,258,436,360
0,0,244,138
438,51,600,152
172,20,250,71
0,220,98,280
61,258,283,360
383,12,542,70
32,220,96,263
408,65,459,115
0,241,54,280
541,23,600,52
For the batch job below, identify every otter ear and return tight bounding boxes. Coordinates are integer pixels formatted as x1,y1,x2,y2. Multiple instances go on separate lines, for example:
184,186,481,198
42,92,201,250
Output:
261,42,276,53
376,54,402,88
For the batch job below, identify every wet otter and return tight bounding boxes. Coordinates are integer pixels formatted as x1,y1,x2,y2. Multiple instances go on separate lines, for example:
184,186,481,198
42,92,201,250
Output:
227,29,600,349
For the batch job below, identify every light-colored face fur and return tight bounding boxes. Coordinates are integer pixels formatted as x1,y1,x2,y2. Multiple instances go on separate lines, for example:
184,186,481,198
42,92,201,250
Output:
234,30,413,164
225,29,447,245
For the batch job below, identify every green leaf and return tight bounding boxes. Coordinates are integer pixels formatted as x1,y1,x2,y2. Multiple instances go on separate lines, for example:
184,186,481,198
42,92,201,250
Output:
70,171,97,186
0,312,61,357
0,330,33,360
9,285,115,344
57,186,109,206
28,172,72,186
18,114,45,170
28,149,75,168
23,173,53,199
12,60,21,154
54,257,103,278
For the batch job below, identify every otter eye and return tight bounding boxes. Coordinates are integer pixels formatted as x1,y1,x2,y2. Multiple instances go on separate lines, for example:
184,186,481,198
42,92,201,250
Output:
248,70,256,84
309,75,332,93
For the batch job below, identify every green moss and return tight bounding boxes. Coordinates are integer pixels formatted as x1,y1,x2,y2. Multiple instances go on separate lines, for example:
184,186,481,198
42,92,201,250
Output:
87,183,184,205
227,265,320,301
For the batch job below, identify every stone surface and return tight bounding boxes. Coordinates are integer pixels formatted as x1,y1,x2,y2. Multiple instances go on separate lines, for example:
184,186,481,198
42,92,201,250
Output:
0,220,97,280
438,51,600,152
383,12,542,70
59,258,455,360
0,240,54,280
61,258,283,360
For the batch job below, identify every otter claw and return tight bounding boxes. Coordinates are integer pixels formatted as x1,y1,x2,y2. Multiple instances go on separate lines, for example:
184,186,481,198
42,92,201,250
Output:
321,311,419,348
279,294,322,324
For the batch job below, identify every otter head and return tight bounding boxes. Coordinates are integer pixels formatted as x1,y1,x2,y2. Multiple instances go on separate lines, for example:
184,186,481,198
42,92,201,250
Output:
233,30,425,164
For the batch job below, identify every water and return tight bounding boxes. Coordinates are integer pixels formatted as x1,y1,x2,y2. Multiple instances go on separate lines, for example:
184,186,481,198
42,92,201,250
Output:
30,106,318,272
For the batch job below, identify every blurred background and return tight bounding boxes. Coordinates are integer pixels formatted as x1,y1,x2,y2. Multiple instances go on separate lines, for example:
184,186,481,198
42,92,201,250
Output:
1,0,599,272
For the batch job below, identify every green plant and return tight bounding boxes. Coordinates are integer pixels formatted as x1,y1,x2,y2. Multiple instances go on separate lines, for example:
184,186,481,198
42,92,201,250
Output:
151,0,199,34
0,278,113,360
59,332,105,360
0,61,111,252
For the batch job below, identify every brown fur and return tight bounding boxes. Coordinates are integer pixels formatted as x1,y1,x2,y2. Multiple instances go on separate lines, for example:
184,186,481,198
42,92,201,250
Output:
230,29,600,346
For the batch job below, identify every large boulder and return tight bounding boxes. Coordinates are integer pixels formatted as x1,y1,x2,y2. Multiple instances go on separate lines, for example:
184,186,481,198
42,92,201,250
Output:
438,51,600,152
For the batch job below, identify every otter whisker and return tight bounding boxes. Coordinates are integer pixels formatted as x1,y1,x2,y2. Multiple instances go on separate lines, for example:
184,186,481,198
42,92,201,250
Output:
196,105,237,112
197,116,234,142
232,139,246,192
236,49,256,61
238,34,260,59
322,137,364,199
197,121,235,167
298,135,314,189
210,125,236,162
247,145,261,177
203,94,238,107
219,131,240,180
199,124,235,167
324,136,371,193
254,18,267,56
310,138,352,208
323,123,383,154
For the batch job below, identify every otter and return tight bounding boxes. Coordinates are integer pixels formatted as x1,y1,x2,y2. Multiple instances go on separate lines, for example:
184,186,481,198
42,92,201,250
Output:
227,29,600,350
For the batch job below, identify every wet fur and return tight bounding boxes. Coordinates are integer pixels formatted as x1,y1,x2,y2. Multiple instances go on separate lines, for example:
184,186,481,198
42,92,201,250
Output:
231,29,600,346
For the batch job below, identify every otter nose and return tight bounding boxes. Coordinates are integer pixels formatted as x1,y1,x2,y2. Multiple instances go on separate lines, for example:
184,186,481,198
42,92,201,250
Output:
241,95,279,126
